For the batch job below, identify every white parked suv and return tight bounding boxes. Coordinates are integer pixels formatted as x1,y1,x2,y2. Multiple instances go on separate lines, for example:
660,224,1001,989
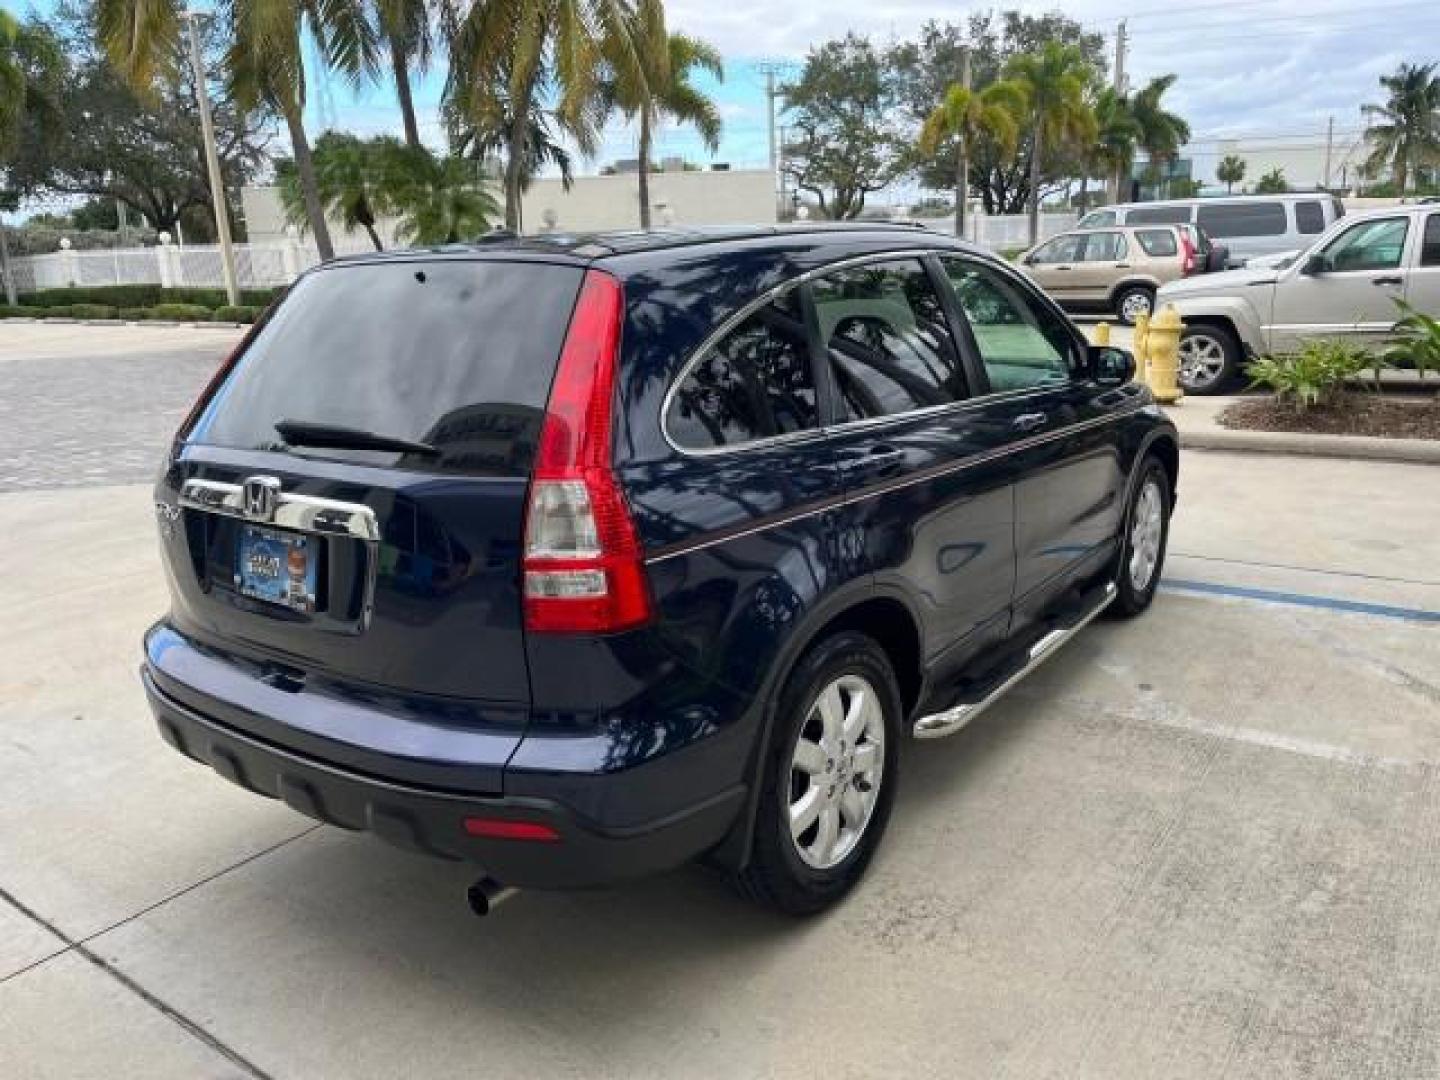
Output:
1159,205,1440,394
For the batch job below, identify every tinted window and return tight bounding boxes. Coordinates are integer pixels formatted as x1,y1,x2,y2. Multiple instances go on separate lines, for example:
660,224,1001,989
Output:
1030,235,1084,264
666,289,818,450
1082,232,1127,261
192,261,583,476
812,259,966,420
940,257,1076,393
1320,217,1409,272
1079,210,1117,228
1128,205,1192,225
1196,202,1288,238
1295,200,1325,234
1422,214,1440,267
1136,229,1178,256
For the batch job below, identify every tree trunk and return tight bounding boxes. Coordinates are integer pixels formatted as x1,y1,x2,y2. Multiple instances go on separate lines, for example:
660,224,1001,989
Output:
1077,173,1089,215
954,134,968,239
391,41,422,150
1395,157,1408,195
504,76,535,232
362,218,384,251
638,111,652,229
1111,163,1126,205
284,104,334,261
1027,127,1041,246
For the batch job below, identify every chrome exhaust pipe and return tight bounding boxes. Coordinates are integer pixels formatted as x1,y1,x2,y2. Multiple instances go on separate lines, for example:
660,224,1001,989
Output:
466,877,518,917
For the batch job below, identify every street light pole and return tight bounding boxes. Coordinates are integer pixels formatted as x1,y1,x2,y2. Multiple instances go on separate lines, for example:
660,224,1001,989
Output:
184,10,239,306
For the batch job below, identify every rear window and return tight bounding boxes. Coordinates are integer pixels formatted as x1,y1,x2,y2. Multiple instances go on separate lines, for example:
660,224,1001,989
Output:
1295,200,1325,234
1128,205,1191,225
190,260,584,476
1135,229,1178,256
1196,202,1288,238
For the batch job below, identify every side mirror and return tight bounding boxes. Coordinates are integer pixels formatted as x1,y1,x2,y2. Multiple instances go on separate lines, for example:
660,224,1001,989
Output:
1301,253,1330,275
1090,345,1136,386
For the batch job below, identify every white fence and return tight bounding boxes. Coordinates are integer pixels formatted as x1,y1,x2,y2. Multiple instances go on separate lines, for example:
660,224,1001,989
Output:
5,213,1076,295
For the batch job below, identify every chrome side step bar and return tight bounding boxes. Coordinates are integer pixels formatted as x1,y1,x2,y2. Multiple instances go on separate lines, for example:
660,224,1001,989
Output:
912,582,1117,740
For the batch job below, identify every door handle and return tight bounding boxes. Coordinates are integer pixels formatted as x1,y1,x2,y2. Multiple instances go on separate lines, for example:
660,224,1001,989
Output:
1054,265,1072,271
1114,263,1131,269
1012,412,1049,434
1372,275,1403,286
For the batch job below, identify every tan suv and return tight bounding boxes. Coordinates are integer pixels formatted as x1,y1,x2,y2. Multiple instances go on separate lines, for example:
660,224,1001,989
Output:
1018,225,1197,324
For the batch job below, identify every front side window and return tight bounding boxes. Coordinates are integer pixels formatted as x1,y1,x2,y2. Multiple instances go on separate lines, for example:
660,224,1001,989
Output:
811,259,966,421
1136,229,1178,257
940,257,1076,393
1128,205,1192,225
1295,200,1325,234
1030,235,1084,264
1081,232,1128,262
666,289,819,450
1196,202,1288,238
1320,217,1409,272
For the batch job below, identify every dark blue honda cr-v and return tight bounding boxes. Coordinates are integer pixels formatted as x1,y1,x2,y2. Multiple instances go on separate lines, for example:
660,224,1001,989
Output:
143,224,1178,914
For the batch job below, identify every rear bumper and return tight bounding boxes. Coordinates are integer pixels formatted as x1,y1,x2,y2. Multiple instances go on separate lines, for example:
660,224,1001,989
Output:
142,666,746,889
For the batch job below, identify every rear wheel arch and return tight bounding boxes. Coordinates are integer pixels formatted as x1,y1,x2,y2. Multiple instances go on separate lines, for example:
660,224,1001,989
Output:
1108,278,1159,306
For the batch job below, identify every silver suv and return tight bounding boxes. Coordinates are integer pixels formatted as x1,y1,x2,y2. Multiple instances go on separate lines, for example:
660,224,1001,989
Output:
1160,205,1440,393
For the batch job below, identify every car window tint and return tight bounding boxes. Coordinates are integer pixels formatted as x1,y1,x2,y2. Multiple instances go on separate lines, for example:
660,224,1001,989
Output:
1030,235,1084,264
1128,205,1192,225
666,289,819,450
1136,229,1178,257
1082,232,1127,261
811,259,967,421
1320,217,1409,272
1196,202,1288,238
1422,214,1440,267
1079,210,1116,228
1295,200,1325,234
940,257,1075,393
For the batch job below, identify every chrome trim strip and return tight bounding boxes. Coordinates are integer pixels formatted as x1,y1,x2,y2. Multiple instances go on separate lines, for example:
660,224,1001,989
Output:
180,479,380,542
645,404,1144,565
912,582,1117,739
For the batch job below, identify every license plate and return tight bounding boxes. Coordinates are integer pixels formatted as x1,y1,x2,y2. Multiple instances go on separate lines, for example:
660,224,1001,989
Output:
235,525,318,613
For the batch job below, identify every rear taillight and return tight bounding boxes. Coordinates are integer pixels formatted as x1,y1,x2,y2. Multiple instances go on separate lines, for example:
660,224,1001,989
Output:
1180,233,1197,275
522,270,653,635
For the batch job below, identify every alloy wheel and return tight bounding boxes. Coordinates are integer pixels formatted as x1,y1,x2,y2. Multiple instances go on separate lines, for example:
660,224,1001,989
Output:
1177,334,1227,390
787,674,886,871
1119,291,1153,324
1129,477,1164,591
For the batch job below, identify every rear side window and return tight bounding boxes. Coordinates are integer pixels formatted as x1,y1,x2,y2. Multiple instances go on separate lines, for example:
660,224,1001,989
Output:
811,259,966,421
940,257,1076,393
1128,205,1191,225
1422,214,1440,267
1196,202,1288,238
190,261,584,476
1136,229,1178,256
1295,200,1326,234
666,290,818,450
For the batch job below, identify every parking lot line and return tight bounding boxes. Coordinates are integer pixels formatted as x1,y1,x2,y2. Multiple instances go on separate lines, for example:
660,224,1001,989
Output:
1161,578,1440,624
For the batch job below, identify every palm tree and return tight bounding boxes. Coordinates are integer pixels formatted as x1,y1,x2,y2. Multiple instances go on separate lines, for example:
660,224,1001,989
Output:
919,79,1024,237
604,13,723,229
1363,62,1440,195
96,0,378,261
1090,84,1139,208
1216,155,1246,194
446,78,581,193
0,8,61,154
389,149,500,244
278,132,401,250
1129,74,1190,198
446,0,651,231
373,0,433,149
1005,42,1097,245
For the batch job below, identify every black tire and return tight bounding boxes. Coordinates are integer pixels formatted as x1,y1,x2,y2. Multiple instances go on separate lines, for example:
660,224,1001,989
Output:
1178,323,1242,395
1111,456,1172,618
734,632,902,915
1114,285,1155,326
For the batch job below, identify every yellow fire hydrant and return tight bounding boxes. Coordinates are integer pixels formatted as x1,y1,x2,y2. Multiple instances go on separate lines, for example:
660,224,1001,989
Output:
1093,322,1111,348
1146,305,1184,405
1132,312,1151,385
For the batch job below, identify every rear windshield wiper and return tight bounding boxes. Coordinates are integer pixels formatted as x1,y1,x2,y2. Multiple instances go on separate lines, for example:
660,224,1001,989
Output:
274,419,439,457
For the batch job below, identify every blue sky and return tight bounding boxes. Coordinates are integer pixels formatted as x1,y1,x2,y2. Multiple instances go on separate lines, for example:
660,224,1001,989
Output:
19,0,1439,186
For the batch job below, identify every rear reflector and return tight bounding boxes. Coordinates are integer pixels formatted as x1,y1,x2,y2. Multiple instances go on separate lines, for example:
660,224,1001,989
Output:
462,818,562,842
522,270,653,634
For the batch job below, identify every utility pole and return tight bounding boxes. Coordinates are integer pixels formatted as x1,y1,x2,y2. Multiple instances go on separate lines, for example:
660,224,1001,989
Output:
0,219,15,307
757,62,789,221
1323,115,1334,190
955,47,971,239
183,10,239,306
1110,20,1128,204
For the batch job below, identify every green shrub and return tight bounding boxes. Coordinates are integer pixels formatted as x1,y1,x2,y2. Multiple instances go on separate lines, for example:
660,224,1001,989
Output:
1383,299,1439,380
147,302,213,322
0,305,43,318
118,307,152,321
66,303,119,320
1246,340,1384,410
18,285,281,310
212,304,259,323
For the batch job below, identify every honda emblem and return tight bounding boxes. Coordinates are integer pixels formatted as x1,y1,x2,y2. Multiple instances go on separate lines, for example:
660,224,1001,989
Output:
241,475,282,521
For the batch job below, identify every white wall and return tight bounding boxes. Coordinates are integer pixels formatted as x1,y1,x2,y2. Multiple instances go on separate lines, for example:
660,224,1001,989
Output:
521,169,777,233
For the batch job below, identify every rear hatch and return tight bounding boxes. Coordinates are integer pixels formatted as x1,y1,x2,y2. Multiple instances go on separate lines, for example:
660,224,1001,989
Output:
153,255,586,781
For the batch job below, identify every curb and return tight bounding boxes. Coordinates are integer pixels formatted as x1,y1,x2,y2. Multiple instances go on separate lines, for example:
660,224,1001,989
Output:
1180,428,1440,465
1,318,248,329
